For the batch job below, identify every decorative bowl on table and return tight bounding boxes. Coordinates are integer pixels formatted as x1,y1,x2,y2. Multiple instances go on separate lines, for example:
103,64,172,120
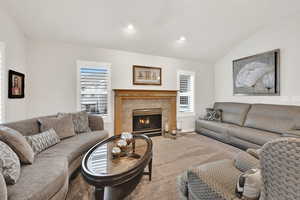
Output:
112,146,121,158
121,132,134,145
117,139,128,152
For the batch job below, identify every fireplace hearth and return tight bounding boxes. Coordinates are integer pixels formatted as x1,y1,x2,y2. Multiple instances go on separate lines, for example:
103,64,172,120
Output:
133,108,162,136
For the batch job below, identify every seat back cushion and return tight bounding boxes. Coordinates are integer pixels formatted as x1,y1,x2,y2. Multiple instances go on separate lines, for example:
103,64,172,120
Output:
244,104,300,134
214,102,251,126
2,115,56,136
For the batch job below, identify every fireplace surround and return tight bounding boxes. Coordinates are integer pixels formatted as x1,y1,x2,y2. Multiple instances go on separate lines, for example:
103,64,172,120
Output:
113,89,177,135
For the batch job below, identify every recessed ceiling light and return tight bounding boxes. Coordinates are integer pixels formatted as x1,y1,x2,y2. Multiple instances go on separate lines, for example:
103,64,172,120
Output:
177,36,186,43
127,24,134,30
124,23,136,34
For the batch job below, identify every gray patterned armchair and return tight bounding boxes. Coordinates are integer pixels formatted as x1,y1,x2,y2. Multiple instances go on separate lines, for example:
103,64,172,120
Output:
178,138,300,200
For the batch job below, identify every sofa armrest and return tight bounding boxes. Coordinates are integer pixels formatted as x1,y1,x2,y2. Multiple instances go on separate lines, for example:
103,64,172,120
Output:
234,151,260,172
88,115,104,131
246,148,261,159
282,129,300,138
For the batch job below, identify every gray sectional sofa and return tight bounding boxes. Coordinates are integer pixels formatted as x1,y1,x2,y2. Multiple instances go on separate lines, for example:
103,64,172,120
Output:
196,102,300,149
2,115,108,200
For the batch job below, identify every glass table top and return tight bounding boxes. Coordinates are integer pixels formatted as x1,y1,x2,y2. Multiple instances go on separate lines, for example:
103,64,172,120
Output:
86,137,148,176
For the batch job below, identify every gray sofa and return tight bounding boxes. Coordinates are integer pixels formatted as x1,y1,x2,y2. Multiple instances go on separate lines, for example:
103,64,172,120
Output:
196,102,300,149
2,114,109,200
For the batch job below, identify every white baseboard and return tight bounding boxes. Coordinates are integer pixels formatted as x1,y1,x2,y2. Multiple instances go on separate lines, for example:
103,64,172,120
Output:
179,128,195,133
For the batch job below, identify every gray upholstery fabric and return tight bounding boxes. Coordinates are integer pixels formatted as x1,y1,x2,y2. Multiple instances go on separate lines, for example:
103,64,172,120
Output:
88,115,104,131
234,151,259,172
25,129,60,155
214,102,251,126
246,148,261,159
3,118,41,136
259,138,300,200
49,176,68,200
0,126,34,164
7,156,68,200
38,115,76,139
0,141,21,185
58,111,91,134
244,104,300,134
197,127,229,143
38,130,108,163
187,159,242,200
0,173,7,200
282,129,300,138
196,120,231,134
228,126,280,146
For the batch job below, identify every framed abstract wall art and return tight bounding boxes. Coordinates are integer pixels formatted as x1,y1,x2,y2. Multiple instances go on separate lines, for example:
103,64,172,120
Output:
133,65,162,85
8,70,25,98
233,49,280,96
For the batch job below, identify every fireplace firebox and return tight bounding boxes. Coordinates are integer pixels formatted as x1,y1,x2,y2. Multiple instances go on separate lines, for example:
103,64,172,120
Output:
132,108,162,136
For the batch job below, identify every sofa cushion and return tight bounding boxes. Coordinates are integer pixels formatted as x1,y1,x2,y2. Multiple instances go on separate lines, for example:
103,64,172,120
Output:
58,111,91,134
0,141,21,185
25,129,61,155
0,173,7,200
7,156,68,200
244,104,300,134
196,119,235,134
214,102,251,126
0,126,34,164
38,115,76,139
88,115,104,131
228,126,280,146
38,130,108,163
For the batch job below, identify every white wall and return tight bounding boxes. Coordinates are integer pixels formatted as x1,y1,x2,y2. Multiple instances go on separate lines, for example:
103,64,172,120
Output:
27,41,214,134
214,14,300,105
0,7,28,122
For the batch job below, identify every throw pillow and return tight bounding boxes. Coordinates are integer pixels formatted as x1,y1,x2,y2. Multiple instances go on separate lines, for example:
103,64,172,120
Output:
57,111,91,133
0,126,34,164
25,129,60,155
0,141,21,185
236,168,262,200
0,172,7,200
38,115,75,139
204,108,222,121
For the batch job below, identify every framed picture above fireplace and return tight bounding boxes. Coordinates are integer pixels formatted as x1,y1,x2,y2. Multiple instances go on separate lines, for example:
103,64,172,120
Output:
133,65,161,85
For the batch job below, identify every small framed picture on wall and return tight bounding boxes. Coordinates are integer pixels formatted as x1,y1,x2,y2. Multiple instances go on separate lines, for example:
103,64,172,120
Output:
8,70,25,98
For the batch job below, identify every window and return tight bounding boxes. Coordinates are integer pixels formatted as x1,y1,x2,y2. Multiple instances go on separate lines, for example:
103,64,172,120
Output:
77,61,111,121
178,70,195,114
0,43,5,123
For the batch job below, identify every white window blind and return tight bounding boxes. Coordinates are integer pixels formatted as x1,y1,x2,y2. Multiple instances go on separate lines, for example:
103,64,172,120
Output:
0,43,4,123
77,61,111,119
178,71,195,113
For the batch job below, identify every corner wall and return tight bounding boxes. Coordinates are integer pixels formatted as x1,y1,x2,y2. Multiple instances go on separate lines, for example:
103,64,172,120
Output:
26,41,214,133
214,14,300,105
0,6,28,122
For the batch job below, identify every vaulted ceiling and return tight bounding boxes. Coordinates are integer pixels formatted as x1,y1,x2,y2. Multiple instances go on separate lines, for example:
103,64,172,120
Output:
2,0,300,62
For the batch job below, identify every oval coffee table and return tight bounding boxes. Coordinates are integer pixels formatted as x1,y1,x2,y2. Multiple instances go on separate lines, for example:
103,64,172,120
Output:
81,134,153,200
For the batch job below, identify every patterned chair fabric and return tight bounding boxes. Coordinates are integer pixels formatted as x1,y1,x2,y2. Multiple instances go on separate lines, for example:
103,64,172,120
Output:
259,137,300,200
178,137,300,200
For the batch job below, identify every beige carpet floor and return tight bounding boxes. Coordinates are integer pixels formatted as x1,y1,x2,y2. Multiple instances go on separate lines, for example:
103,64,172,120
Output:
67,133,241,200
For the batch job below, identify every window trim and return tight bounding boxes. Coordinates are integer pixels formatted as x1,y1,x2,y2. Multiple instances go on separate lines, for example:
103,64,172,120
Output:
177,70,195,117
0,42,6,123
76,60,112,123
